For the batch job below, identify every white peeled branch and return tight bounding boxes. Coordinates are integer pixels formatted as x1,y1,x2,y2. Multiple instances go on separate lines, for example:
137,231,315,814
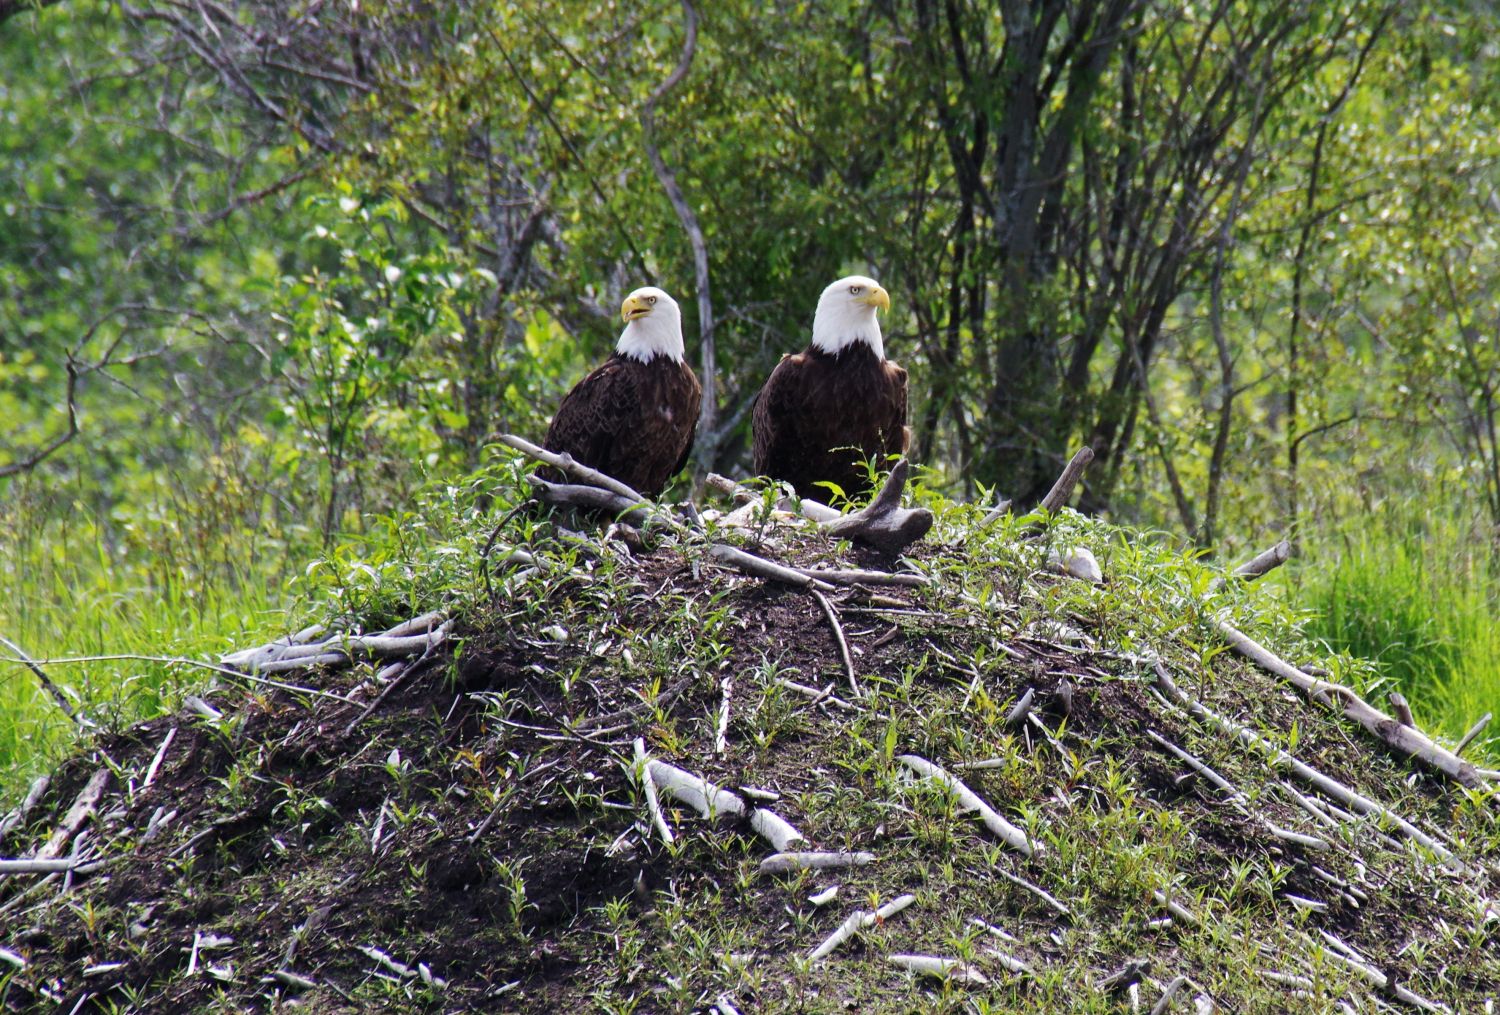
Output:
807,894,916,962
887,954,989,984
749,808,806,851
760,851,874,874
898,754,1038,857
645,759,745,819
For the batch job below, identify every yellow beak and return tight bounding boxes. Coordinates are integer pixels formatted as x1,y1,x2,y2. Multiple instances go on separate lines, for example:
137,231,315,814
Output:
621,294,651,322
862,286,891,314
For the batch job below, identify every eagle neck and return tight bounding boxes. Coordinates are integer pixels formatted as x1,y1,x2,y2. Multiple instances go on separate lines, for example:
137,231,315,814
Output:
616,317,685,364
810,317,884,361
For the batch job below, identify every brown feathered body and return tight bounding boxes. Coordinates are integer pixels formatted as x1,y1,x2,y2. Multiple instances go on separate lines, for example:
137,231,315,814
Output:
543,353,701,497
752,342,909,501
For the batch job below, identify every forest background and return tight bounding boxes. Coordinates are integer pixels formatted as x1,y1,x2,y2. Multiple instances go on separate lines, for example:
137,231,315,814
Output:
1,0,1496,792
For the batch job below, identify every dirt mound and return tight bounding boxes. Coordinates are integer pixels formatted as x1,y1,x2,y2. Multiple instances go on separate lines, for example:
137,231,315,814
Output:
1,510,1496,1012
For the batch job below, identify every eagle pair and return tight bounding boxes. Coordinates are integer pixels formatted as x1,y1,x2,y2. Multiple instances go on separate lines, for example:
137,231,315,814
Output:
543,276,908,502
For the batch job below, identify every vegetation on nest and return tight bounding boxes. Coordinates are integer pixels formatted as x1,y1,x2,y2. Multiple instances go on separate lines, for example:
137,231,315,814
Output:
0,462,1494,1012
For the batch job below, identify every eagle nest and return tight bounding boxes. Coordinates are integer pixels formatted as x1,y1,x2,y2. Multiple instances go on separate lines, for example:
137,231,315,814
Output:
0,440,1496,1012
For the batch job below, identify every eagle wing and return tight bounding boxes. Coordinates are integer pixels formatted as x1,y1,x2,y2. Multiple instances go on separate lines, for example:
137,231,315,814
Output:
751,353,806,479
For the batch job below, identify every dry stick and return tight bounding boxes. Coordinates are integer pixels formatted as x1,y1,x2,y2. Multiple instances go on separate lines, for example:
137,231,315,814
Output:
1035,447,1095,515
811,589,859,698
0,857,95,874
887,954,989,985
645,759,745,819
575,674,696,730
714,676,732,756
0,775,49,843
1388,693,1415,728
898,754,1038,857
759,851,873,874
633,739,674,847
1217,621,1484,788
996,867,1072,919
492,433,647,504
1153,667,1463,871
707,544,836,592
748,808,805,851
774,677,855,712
141,727,177,791
1209,539,1291,592
0,633,87,727
1454,712,1491,756
527,476,656,525
791,567,929,588
1151,976,1191,1015
37,769,109,861
807,894,915,961
823,459,934,551
1004,688,1037,727
1144,729,1250,812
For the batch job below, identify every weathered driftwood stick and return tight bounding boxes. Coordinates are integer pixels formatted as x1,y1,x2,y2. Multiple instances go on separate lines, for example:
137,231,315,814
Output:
494,433,648,504
1388,692,1415,728
1153,889,1200,925
223,618,451,676
645,759,745,819
996,867,1071,919
38,768,109,861
812,589,860,698
984,946,1033,976
0,633,88,727
1454,712,1491,756
1035,447,1094,515
1217,621,1483,788
1267,826,1329,851
980,497,1015,528
528,476,655,525
633,739,675,846
824,459,934,552
0,775,49,843
887,954,989,985
774,677,856,711
1144,729,1249,811
0,857,93,874
1047,546,1103,583
714,676,732,757
1154,667,1462,869
704,473,841,522
707,544,836,592
1004,688,1036,728
806,894,915,961
749,809,806,852
791,567,928,588
141,727,177,791
1210,540,1291,592
1151,976,1191,1015
759,851,874,874
898,754,1037,857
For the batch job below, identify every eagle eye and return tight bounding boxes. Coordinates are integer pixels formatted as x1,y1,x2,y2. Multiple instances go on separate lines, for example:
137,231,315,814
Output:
849,285,862,294
646,296,657,304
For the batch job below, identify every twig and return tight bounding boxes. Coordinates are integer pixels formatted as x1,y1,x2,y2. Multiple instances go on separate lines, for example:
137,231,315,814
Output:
38,769,109,861
0,857,97,874
898,754,1038,857
141,727,178,791
791,567,928,588
887,954,989,984
1388,692,1414,728
996,867,1071,919
773,677,855,711
1151,976,1190,1015
1035,447,1094,515
759,851,873,874
0,775,49,844
1454,712,1491,756
1209,540,1291,592
715,676,732,756
1217,621,1483,787
633,739,675,846
645,759,745,819
527,476,656,525
1144,729,1249,811
707,544,836,592
807,894,915,961
0,634,88,727
811,589,859,698
1004,688,1036,727
576,673,696,730
492,433,646,504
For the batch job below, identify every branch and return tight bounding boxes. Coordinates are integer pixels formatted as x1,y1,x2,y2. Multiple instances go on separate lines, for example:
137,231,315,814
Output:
0,360,79,479
0,634,87,727
1208,539,1290,592
1034,447,1095,515
640,0,717,465
492,433,647,504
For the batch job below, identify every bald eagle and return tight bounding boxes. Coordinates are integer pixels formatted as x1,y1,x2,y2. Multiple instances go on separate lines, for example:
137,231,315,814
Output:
752,275,909,501
542,287,701,498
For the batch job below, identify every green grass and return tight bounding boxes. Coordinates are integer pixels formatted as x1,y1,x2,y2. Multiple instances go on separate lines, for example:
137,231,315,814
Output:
1293,505,1499,749
0,473,313,793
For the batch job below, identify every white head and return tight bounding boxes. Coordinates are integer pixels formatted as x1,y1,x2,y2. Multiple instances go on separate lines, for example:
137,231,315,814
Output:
616,286,685,363
811,275,890,359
